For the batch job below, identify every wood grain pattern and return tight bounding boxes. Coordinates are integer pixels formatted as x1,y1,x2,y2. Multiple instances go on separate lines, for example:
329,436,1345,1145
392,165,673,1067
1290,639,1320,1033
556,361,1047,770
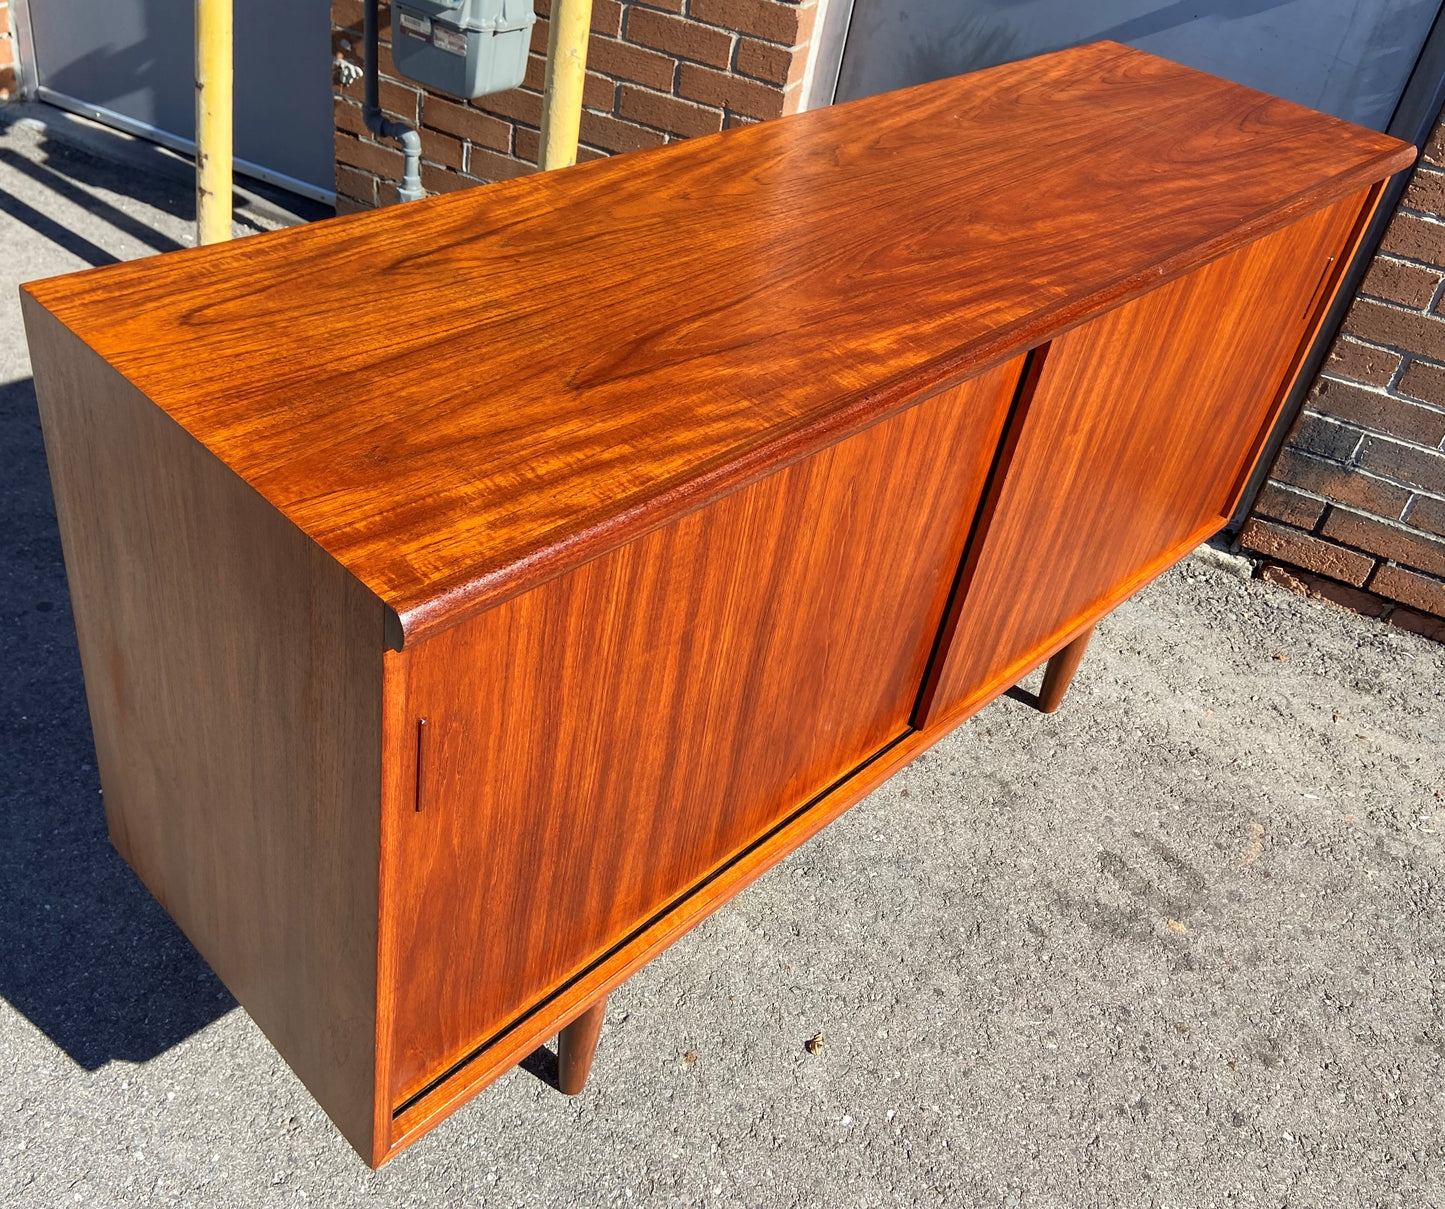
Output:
378,177,1377,1150
557,999,607,1096
19,41,1415,1170
20,42,1412,646
22,299,387,1159
918,189,1372,727
379,609,1031,1159
382,363,1021,1107
1037,624,1095,714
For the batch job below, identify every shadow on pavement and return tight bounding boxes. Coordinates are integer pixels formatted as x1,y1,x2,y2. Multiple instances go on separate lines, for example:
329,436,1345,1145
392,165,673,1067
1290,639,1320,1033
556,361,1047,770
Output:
0,375,235,1070
0,190,120,268
1003,683,1043,709
519,1043,561,1091
0,147,188,256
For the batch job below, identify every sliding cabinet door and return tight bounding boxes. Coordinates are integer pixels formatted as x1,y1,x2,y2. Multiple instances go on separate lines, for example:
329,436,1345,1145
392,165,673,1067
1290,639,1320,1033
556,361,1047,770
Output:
919,189,1375,725
384,358,1024,1106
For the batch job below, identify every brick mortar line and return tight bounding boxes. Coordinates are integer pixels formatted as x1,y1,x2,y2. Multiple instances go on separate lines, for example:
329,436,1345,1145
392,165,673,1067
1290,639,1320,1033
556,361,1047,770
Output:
1259,554,1445,627
1367,248,1444,272
1356,283,1445,320
1271,458,1445,510
1324,503,1445,550
1261,560,1403,621
1366,240,1445,277
616,83,726,133
1424,262,1445,315
1360,344,1424,401
1291,561,1439,620
1300,408,1445,462
1247,512,1445,587
1317,369,1445,417
1364,250,1445,280
685,17,801,51
1332,325,1445,398
1333,330,1443,366
1352,294,1445,320
1395,205,1445,227
1387,352,1410,397
621,8,742,73
1263,481,1401,535
1373,559,1445,585
1294,411,1366,460
1277,483,1442,545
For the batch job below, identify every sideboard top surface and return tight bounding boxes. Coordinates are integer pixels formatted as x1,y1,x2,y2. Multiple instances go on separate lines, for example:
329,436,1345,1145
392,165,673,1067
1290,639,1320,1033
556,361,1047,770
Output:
23,40,1411,644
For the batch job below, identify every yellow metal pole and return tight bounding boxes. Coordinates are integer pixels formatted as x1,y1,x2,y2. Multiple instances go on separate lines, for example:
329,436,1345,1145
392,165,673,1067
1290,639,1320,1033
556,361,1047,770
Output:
194,0,233,244
538,0,594,170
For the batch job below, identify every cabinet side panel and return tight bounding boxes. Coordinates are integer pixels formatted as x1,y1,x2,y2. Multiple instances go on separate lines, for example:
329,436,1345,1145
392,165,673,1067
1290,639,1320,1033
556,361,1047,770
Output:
23,301,385,1160
386,361,1024,1107
921,191,1370,723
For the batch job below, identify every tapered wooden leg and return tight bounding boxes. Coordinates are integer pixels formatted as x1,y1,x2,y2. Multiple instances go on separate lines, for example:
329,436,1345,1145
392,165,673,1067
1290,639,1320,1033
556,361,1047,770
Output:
1037,624,1095,714
557,997,607,1095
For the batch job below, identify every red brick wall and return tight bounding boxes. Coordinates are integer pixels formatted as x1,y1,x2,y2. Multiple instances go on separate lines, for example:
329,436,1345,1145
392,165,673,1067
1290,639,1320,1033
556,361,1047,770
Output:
0,0,18,99
331,0,816,210
1241,112,1445,642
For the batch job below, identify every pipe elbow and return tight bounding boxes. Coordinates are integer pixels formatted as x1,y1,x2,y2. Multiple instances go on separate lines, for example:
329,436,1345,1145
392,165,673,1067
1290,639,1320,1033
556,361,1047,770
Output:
364,111,421,153
362,0,424,203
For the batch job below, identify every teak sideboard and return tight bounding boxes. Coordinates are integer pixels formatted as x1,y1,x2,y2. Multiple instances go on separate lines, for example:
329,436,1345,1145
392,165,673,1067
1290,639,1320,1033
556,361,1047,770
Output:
22,42,1413,1165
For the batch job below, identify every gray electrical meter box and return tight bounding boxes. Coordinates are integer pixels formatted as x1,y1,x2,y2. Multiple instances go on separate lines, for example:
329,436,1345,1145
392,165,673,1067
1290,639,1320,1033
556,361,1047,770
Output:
391,0,536,100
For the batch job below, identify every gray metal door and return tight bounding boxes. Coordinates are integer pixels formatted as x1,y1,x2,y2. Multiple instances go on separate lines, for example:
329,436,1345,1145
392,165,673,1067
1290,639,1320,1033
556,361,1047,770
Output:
24,0,334,200
833,0,1443,131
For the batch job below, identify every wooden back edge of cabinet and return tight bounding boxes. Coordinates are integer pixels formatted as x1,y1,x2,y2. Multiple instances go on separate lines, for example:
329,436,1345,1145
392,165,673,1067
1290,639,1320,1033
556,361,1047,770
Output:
369,179,1389,1167
20,42,1414,648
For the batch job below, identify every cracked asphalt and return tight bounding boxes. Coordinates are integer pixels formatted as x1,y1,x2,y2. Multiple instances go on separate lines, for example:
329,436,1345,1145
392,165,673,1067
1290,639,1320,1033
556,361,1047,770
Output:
1,107,1443,1208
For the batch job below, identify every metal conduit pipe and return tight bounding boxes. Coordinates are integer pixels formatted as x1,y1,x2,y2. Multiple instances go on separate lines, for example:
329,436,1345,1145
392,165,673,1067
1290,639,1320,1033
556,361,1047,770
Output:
364,0,425,203
194,0,233,244
539,0,594,170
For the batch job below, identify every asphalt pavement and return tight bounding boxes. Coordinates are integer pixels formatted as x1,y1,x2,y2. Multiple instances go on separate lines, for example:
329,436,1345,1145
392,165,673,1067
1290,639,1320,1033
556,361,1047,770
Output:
2,107,1443,1209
